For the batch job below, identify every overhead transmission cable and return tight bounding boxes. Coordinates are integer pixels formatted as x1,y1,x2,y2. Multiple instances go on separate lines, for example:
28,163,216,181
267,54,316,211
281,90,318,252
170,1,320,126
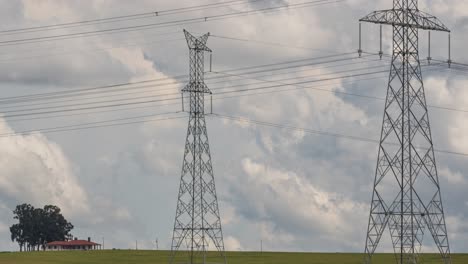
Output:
0,55,397,111
5,75,387,123
0,67,460,137
0,0,342,46
0,52,356,103
209,113,468,157
0,57,465,118
0,0,267,36
0,63,454,119
0,113,187,137
0,36,185,64
210,63,468,113
1,55,372,119
0,54,465,119
3,57,391,122
210,34,339,54
5,75,387,124
0,28,183,60
0,60,390,111
210,34,468,70
0,60,464,115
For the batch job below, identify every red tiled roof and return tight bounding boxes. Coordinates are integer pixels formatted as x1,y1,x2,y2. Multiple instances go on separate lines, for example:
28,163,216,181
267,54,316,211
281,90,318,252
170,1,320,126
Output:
47,240,100,246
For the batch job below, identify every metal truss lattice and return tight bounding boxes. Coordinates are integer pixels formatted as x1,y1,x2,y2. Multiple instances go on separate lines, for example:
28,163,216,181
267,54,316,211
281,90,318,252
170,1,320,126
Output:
361,1,452,264
170,30,226,264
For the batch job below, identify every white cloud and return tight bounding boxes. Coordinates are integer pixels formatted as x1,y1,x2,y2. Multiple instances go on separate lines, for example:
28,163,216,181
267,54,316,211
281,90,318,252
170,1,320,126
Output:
239,158,367,242
114,207,132,221
439,167,467,185
259,221,295,246
425,77,468,154
22,0,81,22
0,0,466,253
425,0,468,18
224,236,243,251
103,45,167,82
446,215,468,240
0,222,8,234
0,119,89,217
221,204,239,226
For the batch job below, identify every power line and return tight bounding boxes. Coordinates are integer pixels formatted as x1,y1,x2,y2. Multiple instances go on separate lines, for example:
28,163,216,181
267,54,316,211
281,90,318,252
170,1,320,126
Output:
211,64,438,96
211,34,339,54
0,75,185,103
0,0,266,35
365,51,468,71
218,51,356,73
213,60,390,86
3,53,388,107
0,95,181,118
0,0,342,47
0,55,371,120
0,52,358,105
4,74,388,123
210,113,468,157
0,60,399,116
1,58,465,118
0,112,186,137
4,73,389,124
3,61,464,108
0,51,464,119
2,16,396,66
211,63,468,113
6,101,181,123
0,2,290,63
217,34,468,71
0,66,449,136
0,29,185,63
215,35,468,70
1,63,459,126
0,37,185,64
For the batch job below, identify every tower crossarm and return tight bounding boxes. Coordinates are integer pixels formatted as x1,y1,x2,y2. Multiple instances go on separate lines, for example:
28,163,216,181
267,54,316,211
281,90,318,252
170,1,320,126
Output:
182,30,212,95
184,29,212,52
360,9,450,32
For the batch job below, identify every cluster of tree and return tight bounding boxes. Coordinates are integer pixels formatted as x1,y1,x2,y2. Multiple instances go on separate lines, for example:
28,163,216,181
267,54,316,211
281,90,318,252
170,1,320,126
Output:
10,204,74,252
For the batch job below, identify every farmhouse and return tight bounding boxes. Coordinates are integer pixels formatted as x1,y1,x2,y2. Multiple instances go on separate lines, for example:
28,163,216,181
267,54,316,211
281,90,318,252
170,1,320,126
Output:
46,237,101,251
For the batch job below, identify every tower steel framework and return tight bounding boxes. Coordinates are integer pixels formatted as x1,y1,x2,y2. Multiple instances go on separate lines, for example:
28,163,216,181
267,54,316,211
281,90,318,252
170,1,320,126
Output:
169,30,227,264
360,1,452,264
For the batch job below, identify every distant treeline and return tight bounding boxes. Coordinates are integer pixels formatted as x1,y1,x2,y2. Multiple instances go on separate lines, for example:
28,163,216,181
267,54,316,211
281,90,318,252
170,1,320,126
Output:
10,204,73,252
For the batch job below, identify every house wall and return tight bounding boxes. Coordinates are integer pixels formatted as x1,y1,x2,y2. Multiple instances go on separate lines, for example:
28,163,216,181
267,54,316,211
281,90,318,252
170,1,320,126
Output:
46,245,95,251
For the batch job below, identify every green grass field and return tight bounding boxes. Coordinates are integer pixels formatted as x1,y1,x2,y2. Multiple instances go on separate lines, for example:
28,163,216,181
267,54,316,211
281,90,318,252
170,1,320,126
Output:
0,251,466,264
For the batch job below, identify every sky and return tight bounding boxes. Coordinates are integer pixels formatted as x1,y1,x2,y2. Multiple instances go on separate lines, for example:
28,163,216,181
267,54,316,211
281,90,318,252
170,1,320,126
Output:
0,0,467,254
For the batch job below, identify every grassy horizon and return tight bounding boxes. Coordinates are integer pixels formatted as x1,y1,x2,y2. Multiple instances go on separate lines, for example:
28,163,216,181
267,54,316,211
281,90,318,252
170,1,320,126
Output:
0,250,467,264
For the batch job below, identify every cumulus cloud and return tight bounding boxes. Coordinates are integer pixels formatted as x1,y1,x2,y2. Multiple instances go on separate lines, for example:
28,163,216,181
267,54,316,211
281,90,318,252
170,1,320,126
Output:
224,236,243,251
0,118,89,217
22,0,81,22
113,207,132,221
225,158,367,250
0,222,8,234
103,45,170,82
439,167,467,185
0,0,466,254
0,117,139,249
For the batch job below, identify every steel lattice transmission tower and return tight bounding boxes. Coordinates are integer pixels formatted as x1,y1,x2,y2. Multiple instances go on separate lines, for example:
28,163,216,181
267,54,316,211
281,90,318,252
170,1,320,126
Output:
169,30,227,264
359,1,452,264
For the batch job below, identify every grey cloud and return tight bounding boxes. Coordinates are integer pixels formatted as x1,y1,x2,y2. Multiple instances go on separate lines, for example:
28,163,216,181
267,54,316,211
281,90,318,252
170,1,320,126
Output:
0,0,466,254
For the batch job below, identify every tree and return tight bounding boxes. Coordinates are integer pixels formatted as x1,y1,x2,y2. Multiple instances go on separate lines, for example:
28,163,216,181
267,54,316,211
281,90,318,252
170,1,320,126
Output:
10,204,34,251
10,224,25,252
40,205,74,249
10,204,74,251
